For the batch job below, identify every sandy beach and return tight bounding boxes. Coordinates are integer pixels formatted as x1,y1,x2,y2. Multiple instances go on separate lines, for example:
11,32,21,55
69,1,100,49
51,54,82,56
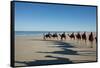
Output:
15,33,97,67
13,2,97,67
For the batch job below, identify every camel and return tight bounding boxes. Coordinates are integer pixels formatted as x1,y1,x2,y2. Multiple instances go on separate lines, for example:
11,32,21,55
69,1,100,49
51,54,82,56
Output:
75,32,81,44
59,32,66,40
67,32,75,40
43,32,52,40
52,33,58,40
95,36,97,43
82,32,87,43
88,32,94,48
76,32,81,40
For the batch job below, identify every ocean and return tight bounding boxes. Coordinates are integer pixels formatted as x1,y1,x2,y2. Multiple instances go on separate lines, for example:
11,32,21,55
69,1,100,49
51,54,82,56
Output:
15,31,72,36
15,31,95,36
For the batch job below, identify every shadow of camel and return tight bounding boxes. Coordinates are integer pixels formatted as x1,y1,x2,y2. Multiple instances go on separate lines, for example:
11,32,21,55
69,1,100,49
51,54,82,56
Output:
15,55,73,67
49,41,74,48
15,39,78,67
37,48,78,55
37,41,78,55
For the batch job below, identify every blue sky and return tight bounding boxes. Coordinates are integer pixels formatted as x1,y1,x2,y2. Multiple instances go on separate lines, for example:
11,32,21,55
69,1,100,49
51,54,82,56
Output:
15,2,96,31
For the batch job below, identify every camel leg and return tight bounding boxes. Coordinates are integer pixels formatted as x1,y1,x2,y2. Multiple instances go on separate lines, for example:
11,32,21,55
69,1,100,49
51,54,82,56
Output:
85,40,86,43
79,39,81,44
84,40,87,46
81,40,84,46
90,41,93,48
53,37,55,40
61,37,63,41
48,36,51,40
64,37,66,40
74,37,75,40
78,39,80,44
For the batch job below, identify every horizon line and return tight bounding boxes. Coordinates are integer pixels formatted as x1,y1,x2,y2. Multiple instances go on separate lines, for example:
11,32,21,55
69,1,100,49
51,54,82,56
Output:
15,30,96,32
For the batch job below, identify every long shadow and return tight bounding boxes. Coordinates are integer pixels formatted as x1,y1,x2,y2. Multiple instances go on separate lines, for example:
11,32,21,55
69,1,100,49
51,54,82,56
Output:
36,40,78,55
50,41,74,48
37,47,78,55
15,38,96,67
15,55,73,67
15,39,78,67
29,38,78,55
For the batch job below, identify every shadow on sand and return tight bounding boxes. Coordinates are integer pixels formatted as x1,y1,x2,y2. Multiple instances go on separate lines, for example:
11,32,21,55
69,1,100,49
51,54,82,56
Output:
37,40,78,55
15,39,78,66
37,48,78,55
31,38,74,48
15,55,73,66
49,40,74,48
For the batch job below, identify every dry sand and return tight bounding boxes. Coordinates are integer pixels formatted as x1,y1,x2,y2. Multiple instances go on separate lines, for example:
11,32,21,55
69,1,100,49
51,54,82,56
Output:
15,33,97,67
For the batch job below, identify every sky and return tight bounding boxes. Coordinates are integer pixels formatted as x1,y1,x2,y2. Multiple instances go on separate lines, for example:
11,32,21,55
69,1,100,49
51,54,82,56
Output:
15,2,97,32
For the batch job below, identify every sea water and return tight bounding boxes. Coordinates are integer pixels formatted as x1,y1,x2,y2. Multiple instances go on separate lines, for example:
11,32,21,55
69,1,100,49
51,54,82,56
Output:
15,31,94,36
15,31,73,36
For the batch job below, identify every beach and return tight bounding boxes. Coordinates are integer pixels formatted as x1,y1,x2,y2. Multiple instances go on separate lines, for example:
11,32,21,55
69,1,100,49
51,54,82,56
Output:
15,32,97,67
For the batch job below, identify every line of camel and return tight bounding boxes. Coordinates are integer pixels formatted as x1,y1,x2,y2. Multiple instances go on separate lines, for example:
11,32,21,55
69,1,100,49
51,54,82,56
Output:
43,32,97,43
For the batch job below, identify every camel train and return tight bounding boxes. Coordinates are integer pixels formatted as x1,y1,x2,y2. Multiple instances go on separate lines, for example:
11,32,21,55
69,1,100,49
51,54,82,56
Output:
43,32,97,48
43,32,66,40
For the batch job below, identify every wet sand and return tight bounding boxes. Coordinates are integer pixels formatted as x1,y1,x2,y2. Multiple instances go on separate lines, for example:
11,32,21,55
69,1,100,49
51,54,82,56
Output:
15,33,97,67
